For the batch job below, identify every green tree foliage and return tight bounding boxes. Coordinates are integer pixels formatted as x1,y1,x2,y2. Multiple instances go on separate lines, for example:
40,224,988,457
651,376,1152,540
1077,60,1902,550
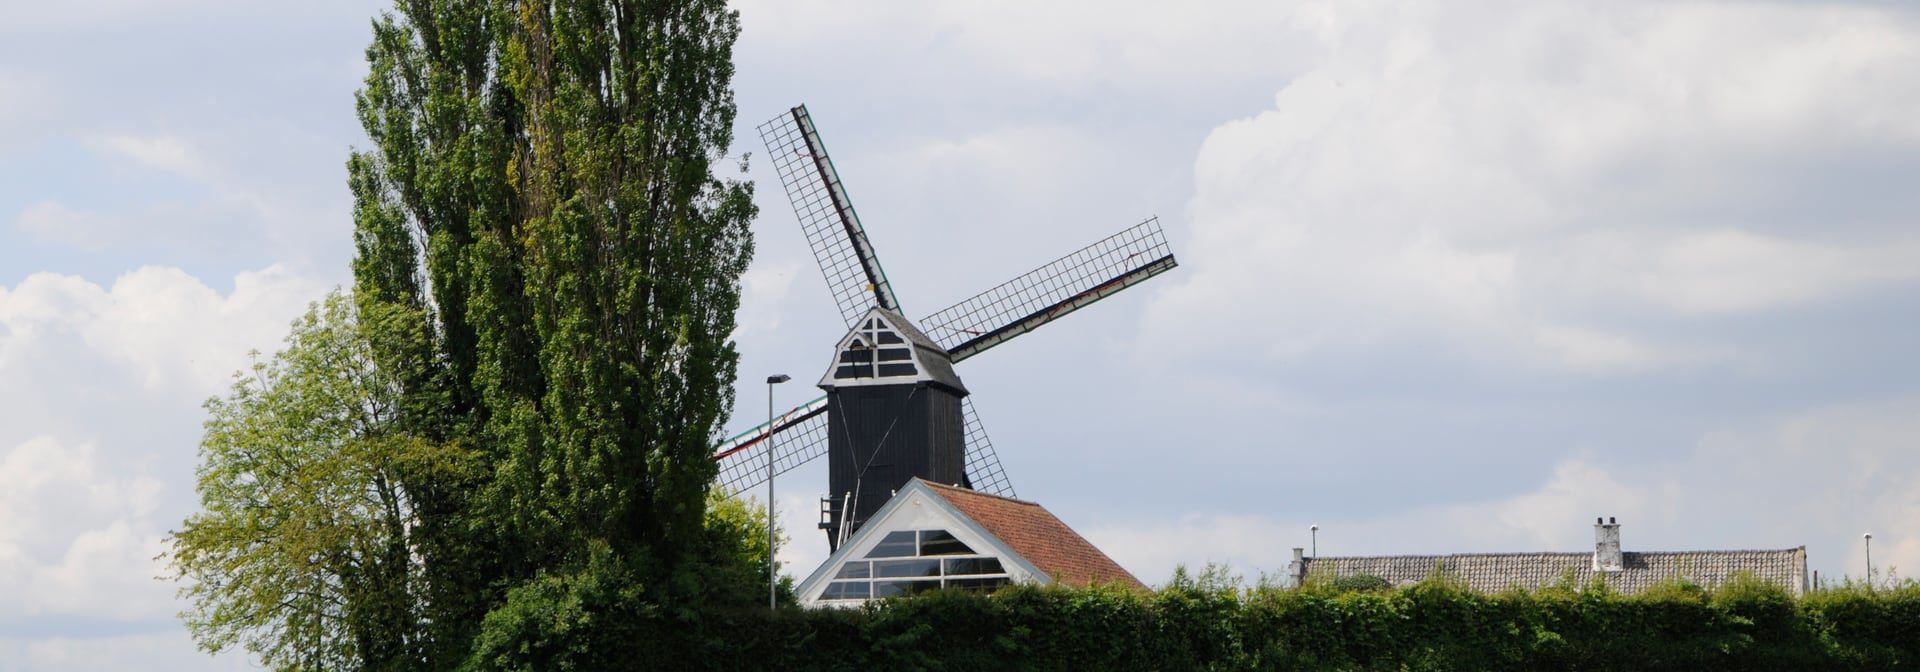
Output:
350,0,754,583
170,294,778,670
462,491,788,672
172,292,468,670
175,0,760,667
349,0,757,665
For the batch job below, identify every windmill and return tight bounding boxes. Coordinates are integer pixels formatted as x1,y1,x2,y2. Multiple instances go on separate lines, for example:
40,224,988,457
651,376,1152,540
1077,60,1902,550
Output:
712,105,1178,549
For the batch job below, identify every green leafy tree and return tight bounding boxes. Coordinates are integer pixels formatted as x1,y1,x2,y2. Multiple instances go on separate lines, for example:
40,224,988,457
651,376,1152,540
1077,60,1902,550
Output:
347,0,757,665
171,293,778,672
178,0,759,665
172,292,466,670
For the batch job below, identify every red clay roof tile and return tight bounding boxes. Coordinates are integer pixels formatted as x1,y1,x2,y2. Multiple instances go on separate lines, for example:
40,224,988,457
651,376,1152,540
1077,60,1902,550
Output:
921,481,1145,590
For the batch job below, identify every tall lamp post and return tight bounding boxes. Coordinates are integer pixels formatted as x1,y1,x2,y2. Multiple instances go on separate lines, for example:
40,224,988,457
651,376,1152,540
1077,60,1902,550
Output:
1310,525,1318,558
1865,532,1874,592
766,374,790,609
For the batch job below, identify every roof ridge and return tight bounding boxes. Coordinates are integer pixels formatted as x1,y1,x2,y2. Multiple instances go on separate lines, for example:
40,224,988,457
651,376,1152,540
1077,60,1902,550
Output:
1309,548,1805,561
919,479,1040,507
1309,552,1588,560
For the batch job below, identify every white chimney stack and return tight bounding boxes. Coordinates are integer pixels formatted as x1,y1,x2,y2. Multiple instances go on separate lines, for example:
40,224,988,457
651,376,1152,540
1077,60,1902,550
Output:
1593,516,1623,572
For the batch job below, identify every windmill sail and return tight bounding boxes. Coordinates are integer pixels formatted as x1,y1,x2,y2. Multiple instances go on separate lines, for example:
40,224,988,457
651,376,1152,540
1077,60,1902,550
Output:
758,105,900,327
921,217,1178,363
714,396,830,494
960,398,1016,498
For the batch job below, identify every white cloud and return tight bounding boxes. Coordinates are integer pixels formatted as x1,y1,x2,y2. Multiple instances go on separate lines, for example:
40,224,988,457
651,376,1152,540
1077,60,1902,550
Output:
0,265,324,393
7,132,351,264
11,202,126,250
735,260,802,337
1146,0,1920,375
734,0,1306,88
0,265,319,669
0,633,239,672
1630,229,1920,314
1089,398,1920,587
0,437,171,622
87,134,215,182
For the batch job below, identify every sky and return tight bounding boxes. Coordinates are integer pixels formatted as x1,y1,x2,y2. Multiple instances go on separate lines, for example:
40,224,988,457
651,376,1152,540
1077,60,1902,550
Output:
4,0,1920,668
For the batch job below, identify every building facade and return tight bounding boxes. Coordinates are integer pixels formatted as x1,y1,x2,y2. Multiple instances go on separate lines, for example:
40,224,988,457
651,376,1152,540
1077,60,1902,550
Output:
1287,518,1809,596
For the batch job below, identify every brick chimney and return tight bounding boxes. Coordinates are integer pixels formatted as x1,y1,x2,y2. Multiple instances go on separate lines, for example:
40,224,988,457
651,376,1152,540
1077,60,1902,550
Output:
1593,517,1623,572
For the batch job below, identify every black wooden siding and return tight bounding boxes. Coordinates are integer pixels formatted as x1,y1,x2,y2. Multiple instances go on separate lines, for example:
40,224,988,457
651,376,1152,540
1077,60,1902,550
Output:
825,382,968,543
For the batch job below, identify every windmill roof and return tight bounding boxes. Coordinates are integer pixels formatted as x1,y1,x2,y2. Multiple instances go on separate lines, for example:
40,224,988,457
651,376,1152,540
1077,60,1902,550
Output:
819,308,967,393
921,481,1146,590
880,309,967,393
1302,547,1807,595
875,308,944,353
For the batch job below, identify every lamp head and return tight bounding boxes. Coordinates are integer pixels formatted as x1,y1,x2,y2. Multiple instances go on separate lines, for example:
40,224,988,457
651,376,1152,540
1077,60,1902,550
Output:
767,374,791,384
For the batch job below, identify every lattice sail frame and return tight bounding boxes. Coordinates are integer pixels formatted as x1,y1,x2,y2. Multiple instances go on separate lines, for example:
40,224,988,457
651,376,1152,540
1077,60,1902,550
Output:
757,106,899,328
714,396,829,493
921,218,1177,363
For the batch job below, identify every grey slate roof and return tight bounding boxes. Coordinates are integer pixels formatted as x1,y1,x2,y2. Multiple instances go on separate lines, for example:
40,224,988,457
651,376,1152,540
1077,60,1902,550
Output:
1301,548,1808,596
875,308,968,394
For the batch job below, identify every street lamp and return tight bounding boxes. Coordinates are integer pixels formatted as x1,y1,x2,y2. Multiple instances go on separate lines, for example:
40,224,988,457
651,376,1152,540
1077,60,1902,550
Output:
1865,532,1874,591
1310,525,1318,558
766,373,790,610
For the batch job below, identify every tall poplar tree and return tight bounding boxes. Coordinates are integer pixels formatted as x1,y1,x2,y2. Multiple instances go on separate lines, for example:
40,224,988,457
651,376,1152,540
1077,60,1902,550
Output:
348,0,756,665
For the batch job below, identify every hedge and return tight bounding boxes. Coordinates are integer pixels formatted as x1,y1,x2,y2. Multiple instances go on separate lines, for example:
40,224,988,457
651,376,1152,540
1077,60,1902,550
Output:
477,574,1920,671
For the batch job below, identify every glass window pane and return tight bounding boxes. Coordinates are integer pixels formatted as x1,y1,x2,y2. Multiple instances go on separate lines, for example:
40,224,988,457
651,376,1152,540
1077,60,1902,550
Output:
944,557,1005,576
866,531,917,558
919,530,976,556
873,558,941,578
834,561,871,579
874,580,941,598
946,577,1010,593
822,581,871,600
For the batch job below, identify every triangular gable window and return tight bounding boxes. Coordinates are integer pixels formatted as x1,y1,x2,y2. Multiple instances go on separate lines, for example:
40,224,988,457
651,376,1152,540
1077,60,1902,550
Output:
818,528,1010,602
832,314,920,381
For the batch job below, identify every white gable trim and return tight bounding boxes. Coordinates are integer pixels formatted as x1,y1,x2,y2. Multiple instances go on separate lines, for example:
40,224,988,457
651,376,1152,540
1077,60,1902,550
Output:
795,479,1049,606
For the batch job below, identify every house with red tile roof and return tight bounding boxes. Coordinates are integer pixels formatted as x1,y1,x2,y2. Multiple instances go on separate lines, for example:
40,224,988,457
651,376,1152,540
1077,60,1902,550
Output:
796,478,1144,606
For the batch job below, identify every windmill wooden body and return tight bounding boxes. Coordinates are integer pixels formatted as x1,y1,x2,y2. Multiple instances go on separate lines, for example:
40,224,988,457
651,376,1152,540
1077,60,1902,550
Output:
712,105,1178,549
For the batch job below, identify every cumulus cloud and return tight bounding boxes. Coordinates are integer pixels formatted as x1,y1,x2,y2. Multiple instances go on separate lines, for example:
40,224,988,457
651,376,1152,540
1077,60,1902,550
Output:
1146,0,1920,375
10,202,125,251
1089,398,1920,586
0,266,319,671
0,437,170,622
0,265,324,393
87,134,217,183
734,0,1306,88
0,633,240,672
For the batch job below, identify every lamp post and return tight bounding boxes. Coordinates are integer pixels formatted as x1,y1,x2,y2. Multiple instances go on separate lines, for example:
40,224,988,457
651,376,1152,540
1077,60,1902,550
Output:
766,374,790,609
1310,525,1318,558
1865,532,1874,591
